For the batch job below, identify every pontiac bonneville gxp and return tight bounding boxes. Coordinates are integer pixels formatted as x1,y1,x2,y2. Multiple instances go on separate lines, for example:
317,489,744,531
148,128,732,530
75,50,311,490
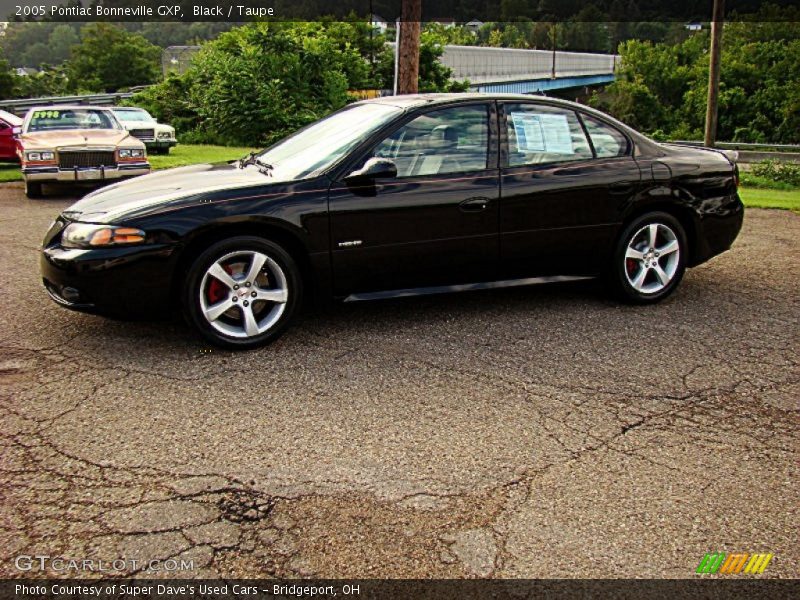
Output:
41,94,743,349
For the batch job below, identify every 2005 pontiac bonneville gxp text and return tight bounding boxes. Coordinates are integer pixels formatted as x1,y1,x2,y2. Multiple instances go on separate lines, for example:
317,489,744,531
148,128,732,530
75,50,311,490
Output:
41,94,743,349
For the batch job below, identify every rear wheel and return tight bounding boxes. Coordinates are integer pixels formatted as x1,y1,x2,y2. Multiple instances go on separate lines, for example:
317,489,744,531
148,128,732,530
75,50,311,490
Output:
25,180,44,199
183,236,302,349
609,212,687,303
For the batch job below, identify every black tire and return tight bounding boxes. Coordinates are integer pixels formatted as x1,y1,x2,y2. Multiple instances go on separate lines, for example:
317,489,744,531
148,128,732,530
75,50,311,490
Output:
608,211,688,304
182,236,302,349
25,180,44,199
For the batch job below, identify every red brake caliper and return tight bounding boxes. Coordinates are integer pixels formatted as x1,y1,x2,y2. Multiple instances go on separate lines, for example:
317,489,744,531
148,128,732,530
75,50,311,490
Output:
207,265,233,304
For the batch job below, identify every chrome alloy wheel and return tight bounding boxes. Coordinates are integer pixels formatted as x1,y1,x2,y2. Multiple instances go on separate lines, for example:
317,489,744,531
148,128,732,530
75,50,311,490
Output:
624,223,681,294
199,251,288,338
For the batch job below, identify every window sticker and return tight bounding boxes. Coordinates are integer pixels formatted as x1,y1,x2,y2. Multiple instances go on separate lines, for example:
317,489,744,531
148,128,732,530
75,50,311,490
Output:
511,111,574,155
511,112,545,151
34,110,61,119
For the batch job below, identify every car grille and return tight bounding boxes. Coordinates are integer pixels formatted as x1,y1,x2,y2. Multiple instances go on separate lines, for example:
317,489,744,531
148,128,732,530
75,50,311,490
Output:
130,128,155,140
59,151,117,169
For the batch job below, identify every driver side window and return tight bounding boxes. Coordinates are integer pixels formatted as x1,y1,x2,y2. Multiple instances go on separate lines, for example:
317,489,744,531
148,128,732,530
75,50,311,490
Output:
372,105,489,178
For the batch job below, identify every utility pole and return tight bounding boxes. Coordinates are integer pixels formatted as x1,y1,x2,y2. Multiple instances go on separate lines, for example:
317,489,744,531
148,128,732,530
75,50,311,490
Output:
704,0,725,147
393,19,401,96
551,23,557,79
369,0,374,80
396,0,421,95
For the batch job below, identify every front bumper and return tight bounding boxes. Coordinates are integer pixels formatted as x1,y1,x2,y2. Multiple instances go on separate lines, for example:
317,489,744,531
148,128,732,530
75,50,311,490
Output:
41,237,179,317
145,139,177,149
23,163,151,183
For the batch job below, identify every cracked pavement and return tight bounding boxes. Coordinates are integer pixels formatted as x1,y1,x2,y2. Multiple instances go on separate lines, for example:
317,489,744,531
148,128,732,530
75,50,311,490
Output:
0,182,797,579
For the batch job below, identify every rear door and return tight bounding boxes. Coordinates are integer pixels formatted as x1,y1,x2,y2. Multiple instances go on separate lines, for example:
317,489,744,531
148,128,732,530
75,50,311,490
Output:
328,101,500,295
498,102,642,278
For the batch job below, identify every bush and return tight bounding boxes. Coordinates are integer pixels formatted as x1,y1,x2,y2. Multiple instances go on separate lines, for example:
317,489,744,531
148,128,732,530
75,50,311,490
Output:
68,24,161,93
751,160,800,187
133,21,469,148
597,15,800,144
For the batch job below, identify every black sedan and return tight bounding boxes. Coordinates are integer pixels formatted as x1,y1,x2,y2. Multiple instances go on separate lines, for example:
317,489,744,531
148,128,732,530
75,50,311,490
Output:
41,94,743,349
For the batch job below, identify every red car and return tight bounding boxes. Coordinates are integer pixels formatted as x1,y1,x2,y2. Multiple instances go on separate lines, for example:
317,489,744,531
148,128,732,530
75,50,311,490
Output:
0,109,23,161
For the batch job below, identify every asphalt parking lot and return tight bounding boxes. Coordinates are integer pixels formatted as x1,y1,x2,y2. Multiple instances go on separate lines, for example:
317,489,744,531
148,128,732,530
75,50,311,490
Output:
1,181,797,579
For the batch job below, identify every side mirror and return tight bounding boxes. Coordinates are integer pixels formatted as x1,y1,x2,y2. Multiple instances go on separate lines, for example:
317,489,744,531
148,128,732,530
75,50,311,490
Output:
346,157,397,181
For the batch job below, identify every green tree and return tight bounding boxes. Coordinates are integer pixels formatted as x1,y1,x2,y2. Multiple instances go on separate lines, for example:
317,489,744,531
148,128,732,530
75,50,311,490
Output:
20,42,51,68
591,17,800,144
12,66,70,99
68,23,161,92
134,21,470,147
48,25,80,65
417,28,471,92
0,54,15,100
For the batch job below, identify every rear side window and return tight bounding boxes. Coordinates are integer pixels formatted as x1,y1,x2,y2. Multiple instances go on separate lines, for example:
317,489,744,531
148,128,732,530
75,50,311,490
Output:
581,114,630,158
505,104,592,167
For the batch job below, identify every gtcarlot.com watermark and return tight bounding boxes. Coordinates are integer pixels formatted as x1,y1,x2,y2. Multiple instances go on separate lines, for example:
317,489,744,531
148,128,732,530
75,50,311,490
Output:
15,554,194,573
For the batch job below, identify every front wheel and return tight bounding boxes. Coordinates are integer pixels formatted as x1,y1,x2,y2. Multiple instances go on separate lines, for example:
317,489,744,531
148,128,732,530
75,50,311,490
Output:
183,237,302,349
609,212,687,303
25,180,44,199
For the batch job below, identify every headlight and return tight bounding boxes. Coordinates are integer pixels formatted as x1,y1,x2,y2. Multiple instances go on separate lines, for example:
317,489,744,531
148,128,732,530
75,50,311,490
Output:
118,148,145,159
26,151,55,161
62,223,146,248
157,131,173,139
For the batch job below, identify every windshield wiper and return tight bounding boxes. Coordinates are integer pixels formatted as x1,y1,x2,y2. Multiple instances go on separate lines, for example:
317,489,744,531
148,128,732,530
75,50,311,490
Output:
238,152,274,176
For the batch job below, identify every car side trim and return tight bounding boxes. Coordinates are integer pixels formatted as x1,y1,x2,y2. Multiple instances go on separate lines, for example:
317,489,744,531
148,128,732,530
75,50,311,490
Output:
343,275,593,302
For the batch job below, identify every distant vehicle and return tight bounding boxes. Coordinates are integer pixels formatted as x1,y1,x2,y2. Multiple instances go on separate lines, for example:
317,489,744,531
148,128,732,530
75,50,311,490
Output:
112,107,177,154
18,106,150,198
0,109,23,161
41,94,743,349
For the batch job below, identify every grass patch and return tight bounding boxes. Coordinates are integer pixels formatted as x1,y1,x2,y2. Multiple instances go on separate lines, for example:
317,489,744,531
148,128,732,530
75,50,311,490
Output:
0,163,21,182
739,186,800,212
739,172,798,191
148,144,256,170
0,144,257,183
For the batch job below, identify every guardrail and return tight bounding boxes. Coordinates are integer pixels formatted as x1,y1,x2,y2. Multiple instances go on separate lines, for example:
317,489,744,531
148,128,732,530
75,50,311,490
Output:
0,92,135,116
668,141,800,164
670,140,800,153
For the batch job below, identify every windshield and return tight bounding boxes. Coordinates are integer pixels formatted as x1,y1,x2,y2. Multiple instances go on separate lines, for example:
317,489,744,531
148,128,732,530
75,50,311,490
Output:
27,108,121,132
114,109,155,123
255,103,403,179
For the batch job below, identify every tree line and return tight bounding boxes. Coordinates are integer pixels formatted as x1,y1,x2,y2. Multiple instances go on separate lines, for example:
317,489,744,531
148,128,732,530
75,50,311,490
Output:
0,5,795,145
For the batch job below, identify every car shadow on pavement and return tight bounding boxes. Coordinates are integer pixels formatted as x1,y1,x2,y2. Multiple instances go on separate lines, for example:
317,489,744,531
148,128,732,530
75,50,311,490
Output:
69,278,613,354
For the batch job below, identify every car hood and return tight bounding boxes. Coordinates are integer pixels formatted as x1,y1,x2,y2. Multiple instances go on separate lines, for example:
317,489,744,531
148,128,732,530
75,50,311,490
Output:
121,122,173,133
20,129,142,150
64,162,285,223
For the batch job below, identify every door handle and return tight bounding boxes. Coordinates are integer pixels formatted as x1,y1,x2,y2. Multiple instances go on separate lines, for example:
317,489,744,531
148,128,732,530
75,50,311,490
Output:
459,197,491,212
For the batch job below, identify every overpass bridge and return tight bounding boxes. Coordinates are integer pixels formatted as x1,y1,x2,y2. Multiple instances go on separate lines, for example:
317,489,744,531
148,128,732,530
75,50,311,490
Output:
438,45,618,94
161,44,618,94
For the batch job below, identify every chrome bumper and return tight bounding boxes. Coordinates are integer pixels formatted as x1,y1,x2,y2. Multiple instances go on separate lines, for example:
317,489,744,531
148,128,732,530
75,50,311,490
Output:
145,139,177,148
22,163,150,182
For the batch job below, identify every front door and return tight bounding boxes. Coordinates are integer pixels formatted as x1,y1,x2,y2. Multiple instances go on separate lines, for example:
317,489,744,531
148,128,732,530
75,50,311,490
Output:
328,102,500,295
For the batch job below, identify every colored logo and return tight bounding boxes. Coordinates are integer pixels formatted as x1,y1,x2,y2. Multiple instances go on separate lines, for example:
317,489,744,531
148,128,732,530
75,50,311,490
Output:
696,552,774,574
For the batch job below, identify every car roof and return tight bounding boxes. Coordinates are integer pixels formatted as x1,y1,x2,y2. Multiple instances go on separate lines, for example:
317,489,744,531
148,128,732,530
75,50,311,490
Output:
27,105,115,113
360,92,660,155
361,93,583,109
0,109,23,126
